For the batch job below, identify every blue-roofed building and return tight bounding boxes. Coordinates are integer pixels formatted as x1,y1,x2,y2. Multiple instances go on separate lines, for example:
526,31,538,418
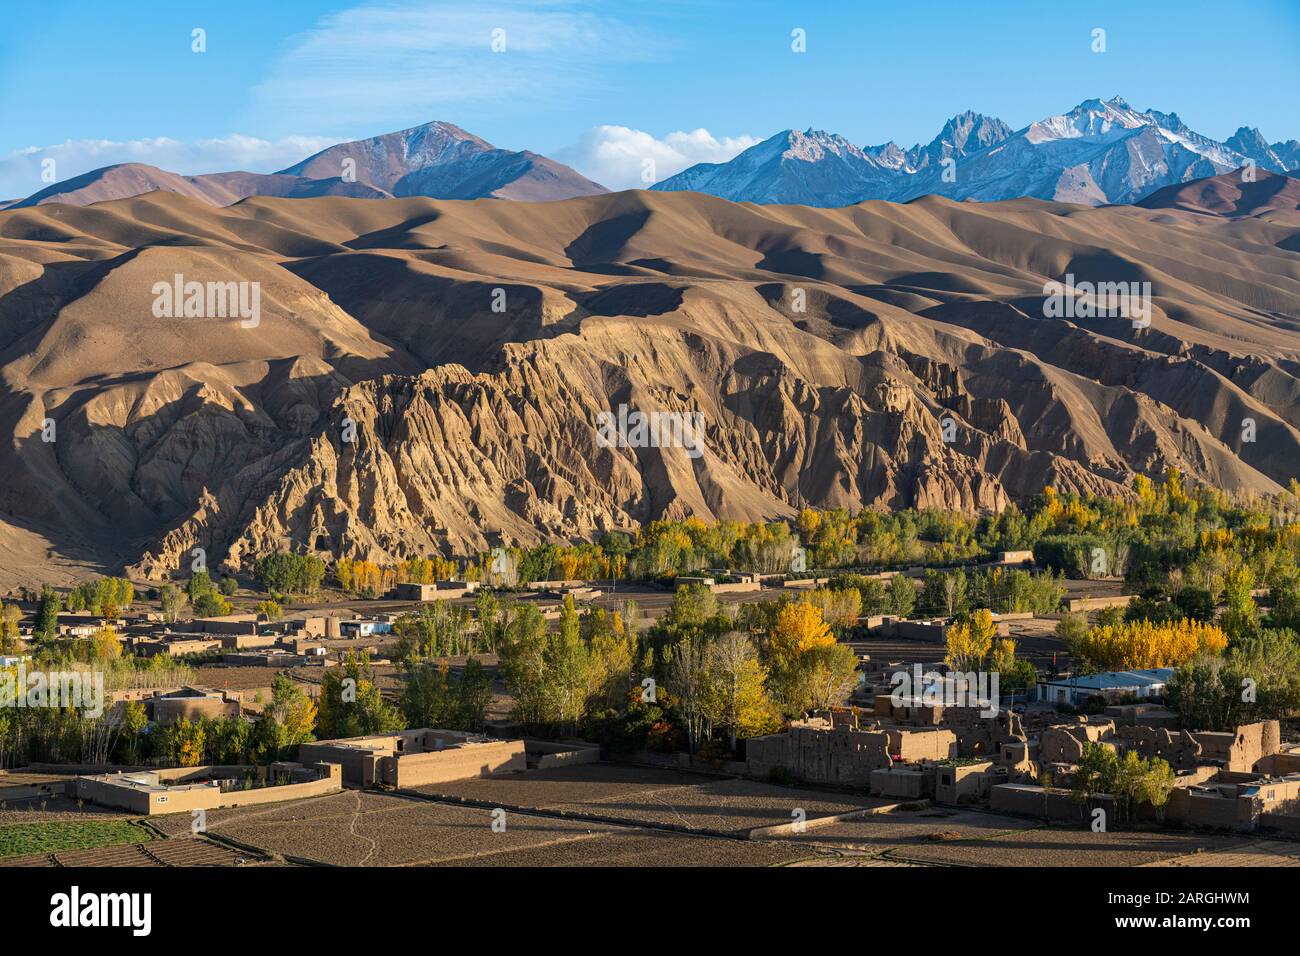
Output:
1036,668,1175,708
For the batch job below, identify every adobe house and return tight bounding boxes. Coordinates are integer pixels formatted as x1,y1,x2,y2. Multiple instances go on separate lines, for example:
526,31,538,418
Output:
745,711,956,787
1256,745,1300,777
1163,772,1300,832
999,739,1039,782
1188,721,1282,773
990,783,1114,824
392,581,479,601
133,637,222,658
871,764,934,799
935,759,997,805
219,632,279,650
191,614,260,636
149,687,240,725
222,650,311,667
299,729,526,787
1037,718,1116,764
74,763,341,816
1104,703,1178,728
1115,725,1203,771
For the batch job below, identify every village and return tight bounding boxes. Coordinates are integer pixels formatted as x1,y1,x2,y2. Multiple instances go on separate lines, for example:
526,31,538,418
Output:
2,516,1299,869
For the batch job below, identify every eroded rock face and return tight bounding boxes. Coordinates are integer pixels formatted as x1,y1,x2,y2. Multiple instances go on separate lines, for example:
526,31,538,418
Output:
0,185,1296,583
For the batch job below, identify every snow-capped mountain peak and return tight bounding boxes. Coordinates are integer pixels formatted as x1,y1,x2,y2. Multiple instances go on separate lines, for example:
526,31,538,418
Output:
652,96,1298,208
1024,96,1149,143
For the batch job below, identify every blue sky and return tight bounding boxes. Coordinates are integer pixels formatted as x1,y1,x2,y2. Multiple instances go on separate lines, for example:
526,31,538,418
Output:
1,0,1297,195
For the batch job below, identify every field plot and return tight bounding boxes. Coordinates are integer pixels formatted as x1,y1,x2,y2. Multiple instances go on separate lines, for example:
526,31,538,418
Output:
415,763,885,836
887,825,1247,867
782,807,1032,853
3,835,272,868
183,790,624,866
0,772,137,825
0,819,152,859
1145,839,1300,867
431,830,816,867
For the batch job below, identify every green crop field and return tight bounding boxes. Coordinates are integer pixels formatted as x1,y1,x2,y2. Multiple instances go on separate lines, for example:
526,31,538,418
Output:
0,820,151,859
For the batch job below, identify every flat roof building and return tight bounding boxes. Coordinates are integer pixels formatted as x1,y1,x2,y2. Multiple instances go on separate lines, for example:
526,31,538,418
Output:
1036,668,1174,707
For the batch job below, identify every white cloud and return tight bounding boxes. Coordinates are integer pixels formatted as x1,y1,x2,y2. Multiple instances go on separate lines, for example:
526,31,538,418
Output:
557,125,760,191
0,135,336,201
247,0,657,132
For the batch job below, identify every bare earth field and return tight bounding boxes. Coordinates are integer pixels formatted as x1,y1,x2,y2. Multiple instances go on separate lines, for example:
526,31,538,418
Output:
1,762,1286,867
887,824,1243,867
428,830,814,868
781,807,1032,852
410,763,886,835
154,790,625,866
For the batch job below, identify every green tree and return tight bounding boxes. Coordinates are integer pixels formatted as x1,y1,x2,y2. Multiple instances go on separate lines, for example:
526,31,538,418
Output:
921,568,969,618
118,700,147,764
704,631,780,751
34,585,61,642
253,675,317,759
255,552,325,596
205,716,252,764
453,658,492,730
0,603,21,654
887,574,915,618
1113,749,1176,818
474,588,502,653
316,651,402,739
669,635,712,752
543,595,591,733
188,570,213,604
193,591,232,617
1220,565,1259,642
1071,742,1118,801
499,605,549,728
1166,629,1300,729
400,658,492,732
159,583,186,624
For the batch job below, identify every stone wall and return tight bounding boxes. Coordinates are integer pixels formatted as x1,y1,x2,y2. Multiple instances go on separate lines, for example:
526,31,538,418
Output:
935,761,995,804
73,763,342,816
747,723,892,787
1190,721,1281,772
384,739,526,787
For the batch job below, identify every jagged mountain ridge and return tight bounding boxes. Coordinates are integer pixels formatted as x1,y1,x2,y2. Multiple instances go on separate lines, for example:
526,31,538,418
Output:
0,175,1297,585
655,97,1300,207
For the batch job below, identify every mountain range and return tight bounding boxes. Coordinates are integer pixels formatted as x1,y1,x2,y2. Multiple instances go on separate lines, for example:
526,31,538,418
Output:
5,98,1297,214
5,121,607,210
0,167,1296,587
653,97,1300,207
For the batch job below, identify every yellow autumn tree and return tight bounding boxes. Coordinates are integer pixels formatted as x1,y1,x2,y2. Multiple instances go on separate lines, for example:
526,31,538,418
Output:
89,624,122,661
770,602,835,665
801,587,861,632
944,609,997,671
1066,618,1227,671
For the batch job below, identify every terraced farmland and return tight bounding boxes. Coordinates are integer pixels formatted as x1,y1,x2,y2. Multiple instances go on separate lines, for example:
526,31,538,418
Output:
2,835,274,868
0,819,153,859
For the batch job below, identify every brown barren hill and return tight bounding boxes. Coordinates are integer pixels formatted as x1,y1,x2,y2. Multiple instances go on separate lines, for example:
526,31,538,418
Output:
0,179,1297,585
1137,168,1300,223
11,163,392,209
